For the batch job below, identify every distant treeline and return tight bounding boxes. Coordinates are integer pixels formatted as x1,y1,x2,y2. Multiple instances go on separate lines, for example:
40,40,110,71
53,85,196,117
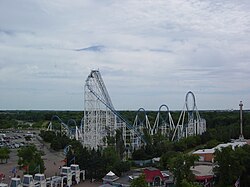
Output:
1,110,250,142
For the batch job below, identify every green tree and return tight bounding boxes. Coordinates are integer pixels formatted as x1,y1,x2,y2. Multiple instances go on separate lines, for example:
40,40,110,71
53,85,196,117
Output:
174,139,187,152
169,153,198,187
153,136,174,157
181,179,202,187
89,149,104,179
205,139,220,148
50,134,70,151
214,146,242,186
160,151,178,169
106,135,115,146
66,140,94,178
39,130,56,143
214,145,250,186
0,147,10,163
102,147,120,172
115,129,125,159
17,145,45,175
237,145,250,186
132,147,149,160
113,161,131,176
130,174,147,187
65,140,132,180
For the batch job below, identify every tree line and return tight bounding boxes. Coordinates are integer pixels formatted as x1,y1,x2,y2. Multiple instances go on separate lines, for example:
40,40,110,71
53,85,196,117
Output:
1,110,250,139
214,144,250,187
40,130,131,179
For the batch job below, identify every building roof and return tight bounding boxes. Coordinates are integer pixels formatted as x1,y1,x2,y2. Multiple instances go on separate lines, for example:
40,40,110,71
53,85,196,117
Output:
112,170,143,187
99,184,113,187
215,141,247,150
161,170,174,184
102,171,119,182
143,167,164,183
106,171,116,176
190,165,214,181
113,176,131,187
193,141,248,155
195,175,213,181
193,149,215,154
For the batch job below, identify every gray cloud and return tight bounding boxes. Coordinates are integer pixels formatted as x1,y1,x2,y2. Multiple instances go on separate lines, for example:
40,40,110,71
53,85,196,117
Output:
0,0,249,110
75,45,105,52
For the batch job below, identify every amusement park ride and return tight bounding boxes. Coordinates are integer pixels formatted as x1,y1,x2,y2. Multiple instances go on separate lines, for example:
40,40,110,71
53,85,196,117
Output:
47,70,206,150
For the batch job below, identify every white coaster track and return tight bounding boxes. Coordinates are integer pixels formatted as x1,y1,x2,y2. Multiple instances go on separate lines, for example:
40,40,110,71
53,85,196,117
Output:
171,91,206,141
47,115,71,137
152,104,175,137
131,105,175,142
47,71,206,149
83,70,145,150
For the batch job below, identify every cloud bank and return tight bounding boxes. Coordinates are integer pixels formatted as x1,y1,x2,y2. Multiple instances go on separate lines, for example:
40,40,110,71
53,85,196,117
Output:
0,0,250,110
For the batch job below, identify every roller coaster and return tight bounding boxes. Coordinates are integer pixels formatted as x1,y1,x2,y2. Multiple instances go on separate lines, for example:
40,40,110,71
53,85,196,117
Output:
83,70,145,150
47,70,206,150
47,115,81,140
171,91,206,141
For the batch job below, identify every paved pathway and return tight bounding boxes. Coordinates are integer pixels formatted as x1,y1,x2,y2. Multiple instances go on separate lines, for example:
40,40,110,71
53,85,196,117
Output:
0,131,102,187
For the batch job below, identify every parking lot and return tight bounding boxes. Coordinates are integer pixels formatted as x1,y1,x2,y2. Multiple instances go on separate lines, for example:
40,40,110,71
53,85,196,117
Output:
0,130,33,149
0,130,65,185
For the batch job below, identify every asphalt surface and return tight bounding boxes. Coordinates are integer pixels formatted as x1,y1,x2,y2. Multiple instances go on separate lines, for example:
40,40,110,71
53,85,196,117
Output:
0,130,102,187
0,130,65,185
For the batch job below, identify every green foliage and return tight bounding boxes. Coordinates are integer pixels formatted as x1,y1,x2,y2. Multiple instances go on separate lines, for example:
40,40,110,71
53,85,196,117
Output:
0,110,83,129
113,161,131,176
154,139,174,158
0,147,10,163
0,118,17,129
25,136,32,141
66,140,93,175
64,140,131,180
215,146,242,186
40,130,56,142
132,147,149,160
132,136,176,160
205,139,220,148
130,174,148,187
2,109,250,185
1,110,250,143
214,145,250,186
115,129,125,159
160,151,178,169
174,136,201,152
17,145,45,175
106,135,115,146
32,121,45,128
119,110,137,125
50,134,70,151
87,149,104,179
181,179,202,187
102,147,120,172
168,153,198,187
132,134,205,162
40,130,70,151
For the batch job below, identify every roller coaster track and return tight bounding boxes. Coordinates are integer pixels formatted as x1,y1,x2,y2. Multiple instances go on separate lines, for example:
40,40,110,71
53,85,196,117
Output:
47,115,77,138
85,70,146,144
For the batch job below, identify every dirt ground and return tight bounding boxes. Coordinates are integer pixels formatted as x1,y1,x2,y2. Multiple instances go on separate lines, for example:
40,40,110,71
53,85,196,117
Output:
0,132,102,187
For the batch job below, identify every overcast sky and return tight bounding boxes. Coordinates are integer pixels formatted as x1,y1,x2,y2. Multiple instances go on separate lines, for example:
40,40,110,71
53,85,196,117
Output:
0,0,249,111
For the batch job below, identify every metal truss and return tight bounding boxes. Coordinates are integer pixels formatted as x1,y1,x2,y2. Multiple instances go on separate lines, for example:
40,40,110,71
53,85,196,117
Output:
47,115,78,139
83,70,145,150
132,105,175,143
171,91,206,141
131,108,151,149
152,104,175,137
